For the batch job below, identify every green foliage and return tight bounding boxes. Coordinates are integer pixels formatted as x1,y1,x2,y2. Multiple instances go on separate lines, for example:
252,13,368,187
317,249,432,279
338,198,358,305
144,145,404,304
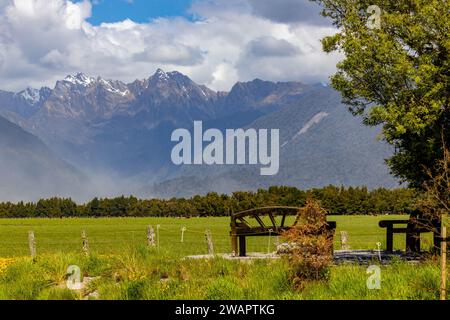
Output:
205,278,244,300
0,250,446,300
0,186,417,218
312,0,450,187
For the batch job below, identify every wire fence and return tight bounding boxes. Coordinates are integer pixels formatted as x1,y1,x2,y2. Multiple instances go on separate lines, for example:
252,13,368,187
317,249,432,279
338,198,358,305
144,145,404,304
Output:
1,214,440,257
0,225,277,257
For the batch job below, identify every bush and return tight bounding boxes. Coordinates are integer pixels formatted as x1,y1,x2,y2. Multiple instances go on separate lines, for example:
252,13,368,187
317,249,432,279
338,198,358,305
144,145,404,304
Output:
282,199,333,288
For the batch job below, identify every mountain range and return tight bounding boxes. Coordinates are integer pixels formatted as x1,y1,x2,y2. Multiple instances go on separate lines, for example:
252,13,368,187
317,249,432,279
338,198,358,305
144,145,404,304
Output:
0,69,399,201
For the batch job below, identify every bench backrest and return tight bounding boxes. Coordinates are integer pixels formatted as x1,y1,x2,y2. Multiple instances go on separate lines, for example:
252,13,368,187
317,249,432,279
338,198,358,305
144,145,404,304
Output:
231,206,336,236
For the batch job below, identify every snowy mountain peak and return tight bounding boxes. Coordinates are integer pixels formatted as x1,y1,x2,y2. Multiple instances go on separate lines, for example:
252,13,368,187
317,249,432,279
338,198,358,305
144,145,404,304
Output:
98,78,130,97
167,70,183,77
64,73,96,87
153,68,170,81
18,87,41,105
149,69,197,88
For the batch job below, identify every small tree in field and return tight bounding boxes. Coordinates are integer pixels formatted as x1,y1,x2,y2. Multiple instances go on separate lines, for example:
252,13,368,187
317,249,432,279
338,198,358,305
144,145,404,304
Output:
414,138,449,250
282,200,333,288
417,140,450,300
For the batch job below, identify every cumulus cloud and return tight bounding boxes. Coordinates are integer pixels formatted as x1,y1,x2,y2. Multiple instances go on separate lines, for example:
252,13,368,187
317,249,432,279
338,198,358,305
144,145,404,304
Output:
246,36,301,57
236,23,341,83
135,44,204,66
247,0,329,26
0,0,340,92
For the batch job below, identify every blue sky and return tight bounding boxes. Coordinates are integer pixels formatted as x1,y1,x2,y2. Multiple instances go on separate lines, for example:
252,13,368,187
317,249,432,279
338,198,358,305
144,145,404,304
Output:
81,0,194,24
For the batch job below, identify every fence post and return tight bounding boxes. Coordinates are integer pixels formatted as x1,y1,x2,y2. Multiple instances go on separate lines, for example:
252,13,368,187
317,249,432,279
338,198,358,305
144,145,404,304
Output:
441,224,447,300
340,231,350,250
81,230,90,256
267,229,273,254
205,230,214,255
157,225,161,252
28,231,36,260
376,242,382,262
230,216,238,257
181,227,186,243
147,225,156,247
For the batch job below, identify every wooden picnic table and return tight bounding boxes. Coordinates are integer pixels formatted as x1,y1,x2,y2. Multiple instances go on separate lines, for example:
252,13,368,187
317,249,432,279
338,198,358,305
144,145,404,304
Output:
379,214,442,253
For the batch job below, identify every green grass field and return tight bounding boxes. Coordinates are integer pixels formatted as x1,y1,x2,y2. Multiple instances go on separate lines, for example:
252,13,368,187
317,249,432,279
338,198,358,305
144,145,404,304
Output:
0,215,447,300
0,215,436,257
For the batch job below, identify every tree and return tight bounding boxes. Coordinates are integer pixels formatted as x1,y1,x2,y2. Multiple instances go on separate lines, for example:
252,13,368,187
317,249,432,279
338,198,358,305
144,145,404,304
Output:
312,0,450,188
415,141,450,221
35,198,62,218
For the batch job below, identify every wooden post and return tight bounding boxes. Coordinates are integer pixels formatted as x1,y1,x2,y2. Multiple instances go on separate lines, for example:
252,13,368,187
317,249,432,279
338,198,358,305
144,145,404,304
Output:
434,229,441,254
239,236,246,257
181,227,186,243
440,225,447,301
205,230,214,255
386,225,393,252
340,231,350,250
406,221,421,253
28,231,36,259
376,242,382,262
156,225,161,251
230,218,238,256
267,229,273,254
231,233,237,257
81,230,89,256
406,222,413,252
147,225,156,247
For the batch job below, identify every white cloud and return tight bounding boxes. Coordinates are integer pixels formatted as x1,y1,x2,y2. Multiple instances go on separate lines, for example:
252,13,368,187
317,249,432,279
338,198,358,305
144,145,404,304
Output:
246,36,301,57
236,23,342,83
247,0,330,26
0,0,341,92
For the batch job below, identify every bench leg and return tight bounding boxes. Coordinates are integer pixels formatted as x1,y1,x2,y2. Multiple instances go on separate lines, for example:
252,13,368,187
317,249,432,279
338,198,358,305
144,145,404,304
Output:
386,226,393,252
239,236,246,257
433,232,441,253
231,233,238,256
414,233,421,252
406,233,420,253
406,232,414,252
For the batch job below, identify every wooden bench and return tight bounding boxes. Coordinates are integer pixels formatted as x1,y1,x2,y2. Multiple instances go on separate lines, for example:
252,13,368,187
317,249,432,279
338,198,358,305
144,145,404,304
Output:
230,206,337,257
379,215,442,253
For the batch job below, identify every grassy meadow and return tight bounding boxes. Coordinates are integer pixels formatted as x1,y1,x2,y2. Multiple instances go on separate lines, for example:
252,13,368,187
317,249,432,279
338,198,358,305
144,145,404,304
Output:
0,215,447,300
0,249,446,300
0,215,435,257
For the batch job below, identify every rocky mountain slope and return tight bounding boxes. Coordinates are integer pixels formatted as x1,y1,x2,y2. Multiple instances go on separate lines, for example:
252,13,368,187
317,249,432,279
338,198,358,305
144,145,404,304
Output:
0,70,399,200
145,86,398,198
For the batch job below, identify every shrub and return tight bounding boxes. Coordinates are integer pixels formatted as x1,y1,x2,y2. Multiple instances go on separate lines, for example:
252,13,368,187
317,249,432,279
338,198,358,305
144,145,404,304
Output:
281,199,333,288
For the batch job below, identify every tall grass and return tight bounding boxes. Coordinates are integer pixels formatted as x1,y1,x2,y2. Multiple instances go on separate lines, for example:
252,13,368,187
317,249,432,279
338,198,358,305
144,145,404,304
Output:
0,247,447,300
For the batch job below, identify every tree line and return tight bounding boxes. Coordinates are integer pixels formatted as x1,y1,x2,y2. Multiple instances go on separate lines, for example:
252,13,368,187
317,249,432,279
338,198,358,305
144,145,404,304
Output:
0,186,418,218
